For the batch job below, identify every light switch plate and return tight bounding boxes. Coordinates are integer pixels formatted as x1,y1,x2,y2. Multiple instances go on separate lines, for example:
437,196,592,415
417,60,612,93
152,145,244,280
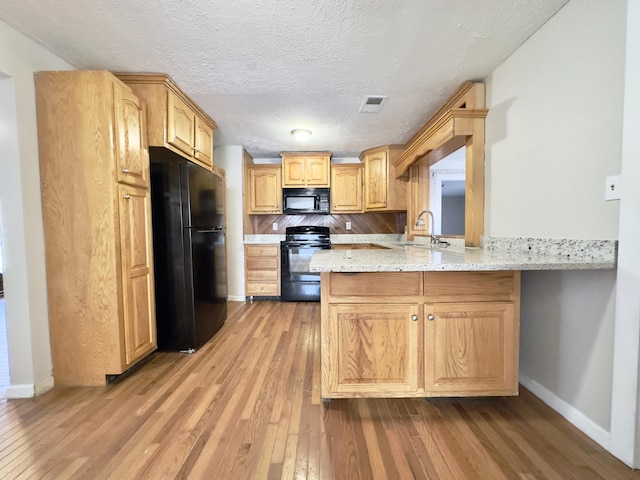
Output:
605,175,621,201
272,222,278,230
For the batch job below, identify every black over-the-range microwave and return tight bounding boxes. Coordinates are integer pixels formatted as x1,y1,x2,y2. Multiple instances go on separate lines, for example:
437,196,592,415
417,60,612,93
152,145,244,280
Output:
282,188,330,215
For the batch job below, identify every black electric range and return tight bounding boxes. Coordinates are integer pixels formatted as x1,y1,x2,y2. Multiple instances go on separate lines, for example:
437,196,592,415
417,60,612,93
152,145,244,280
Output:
280,226,331,302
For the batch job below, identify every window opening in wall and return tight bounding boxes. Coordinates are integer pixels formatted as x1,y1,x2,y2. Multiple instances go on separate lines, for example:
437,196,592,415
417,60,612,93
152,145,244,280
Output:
429,146,466,236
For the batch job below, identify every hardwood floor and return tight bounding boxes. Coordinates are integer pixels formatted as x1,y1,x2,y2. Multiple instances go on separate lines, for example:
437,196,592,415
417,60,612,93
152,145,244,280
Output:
0,300,637,479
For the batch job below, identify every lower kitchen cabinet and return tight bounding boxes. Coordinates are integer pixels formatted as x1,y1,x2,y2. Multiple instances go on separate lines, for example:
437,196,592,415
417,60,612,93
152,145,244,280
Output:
424,302,518,396
320,270,520,398
245,245,281,296
325,303,421,397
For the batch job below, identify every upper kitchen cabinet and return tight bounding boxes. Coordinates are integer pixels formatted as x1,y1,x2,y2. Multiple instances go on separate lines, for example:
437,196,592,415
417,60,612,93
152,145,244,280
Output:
115,73,217,170
361,145,407,212
246,164,283,214
35,70,156,386
281,152,331,188
330,163,364,213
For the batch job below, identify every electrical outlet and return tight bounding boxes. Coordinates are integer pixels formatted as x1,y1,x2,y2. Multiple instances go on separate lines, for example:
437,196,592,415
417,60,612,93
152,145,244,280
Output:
346,222,352,230
272,222,278,231
605,175,621,201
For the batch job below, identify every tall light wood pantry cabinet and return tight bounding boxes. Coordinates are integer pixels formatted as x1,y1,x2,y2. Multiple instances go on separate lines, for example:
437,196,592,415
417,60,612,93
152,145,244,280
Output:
35,70,157,386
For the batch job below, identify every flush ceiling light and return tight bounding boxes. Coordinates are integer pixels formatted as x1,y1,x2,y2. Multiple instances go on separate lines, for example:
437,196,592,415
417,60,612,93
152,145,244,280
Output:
291,129,312,142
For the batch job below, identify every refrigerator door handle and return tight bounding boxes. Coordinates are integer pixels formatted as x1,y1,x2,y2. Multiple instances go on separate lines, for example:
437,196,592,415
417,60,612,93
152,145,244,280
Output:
185,227,223,233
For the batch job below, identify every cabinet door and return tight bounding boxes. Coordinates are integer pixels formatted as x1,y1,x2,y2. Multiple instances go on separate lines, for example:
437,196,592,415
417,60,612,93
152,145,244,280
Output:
114,83,148,187
248,166,282,213
305,156,330,187
118,184,157,366
331,165,363,213
167,91,196,157
194,116,214,168
364,150,388,209
282,158,306,187
324,303,421,397
424,302,518,396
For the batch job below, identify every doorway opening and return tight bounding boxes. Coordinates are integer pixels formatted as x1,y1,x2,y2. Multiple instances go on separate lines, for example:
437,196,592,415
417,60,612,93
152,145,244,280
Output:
0,217,9,392
0,72,15,395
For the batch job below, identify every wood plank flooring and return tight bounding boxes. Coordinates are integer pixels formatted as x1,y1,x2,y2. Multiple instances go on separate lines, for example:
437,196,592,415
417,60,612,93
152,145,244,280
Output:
0,300,637,479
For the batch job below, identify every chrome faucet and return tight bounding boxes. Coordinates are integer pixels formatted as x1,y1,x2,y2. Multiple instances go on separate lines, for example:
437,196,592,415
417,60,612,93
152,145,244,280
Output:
415,210,440,246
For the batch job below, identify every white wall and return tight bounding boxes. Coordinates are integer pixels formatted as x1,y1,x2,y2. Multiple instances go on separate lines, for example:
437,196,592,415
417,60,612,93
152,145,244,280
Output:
214,145,246,301
486,0,624,240
485,0,628,457
610,0,640,466
0,20,74,396
441,195,465,235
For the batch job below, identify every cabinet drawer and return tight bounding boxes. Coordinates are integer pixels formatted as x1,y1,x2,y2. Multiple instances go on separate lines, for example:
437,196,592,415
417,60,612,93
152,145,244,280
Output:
329,272,422,297
247,270,279,281
246,282,280,295
246,245,279,257
424,271,517,302
246,257,279,270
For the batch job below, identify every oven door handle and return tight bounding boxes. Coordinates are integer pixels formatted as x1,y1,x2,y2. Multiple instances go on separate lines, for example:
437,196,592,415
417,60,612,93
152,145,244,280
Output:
282,243,329,249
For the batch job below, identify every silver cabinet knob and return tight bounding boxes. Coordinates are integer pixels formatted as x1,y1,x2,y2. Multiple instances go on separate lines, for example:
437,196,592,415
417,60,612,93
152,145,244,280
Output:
122,168,129,173
123,194,131,199
411,314,418,321
427,314,435,321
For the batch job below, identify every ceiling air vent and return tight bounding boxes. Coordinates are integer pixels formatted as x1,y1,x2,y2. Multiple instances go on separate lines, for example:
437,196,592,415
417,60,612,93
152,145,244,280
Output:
359,95,387,113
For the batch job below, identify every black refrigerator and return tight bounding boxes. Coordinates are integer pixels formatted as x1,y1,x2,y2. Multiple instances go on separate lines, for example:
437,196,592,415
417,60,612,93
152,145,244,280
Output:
150,154,227,351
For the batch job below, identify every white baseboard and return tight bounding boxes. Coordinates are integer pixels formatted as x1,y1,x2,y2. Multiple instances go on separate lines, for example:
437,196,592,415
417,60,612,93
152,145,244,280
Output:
228,295,246,302
5,384,35,398
520,373,611,451
5,375,55,399
35,376,54,395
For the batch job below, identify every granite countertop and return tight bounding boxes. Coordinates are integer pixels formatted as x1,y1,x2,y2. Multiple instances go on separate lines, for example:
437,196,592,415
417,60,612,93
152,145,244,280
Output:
244,234,285,244
308,237,617,273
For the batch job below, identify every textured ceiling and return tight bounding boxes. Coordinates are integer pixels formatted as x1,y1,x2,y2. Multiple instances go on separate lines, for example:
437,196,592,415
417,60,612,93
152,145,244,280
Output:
0,0,568,158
